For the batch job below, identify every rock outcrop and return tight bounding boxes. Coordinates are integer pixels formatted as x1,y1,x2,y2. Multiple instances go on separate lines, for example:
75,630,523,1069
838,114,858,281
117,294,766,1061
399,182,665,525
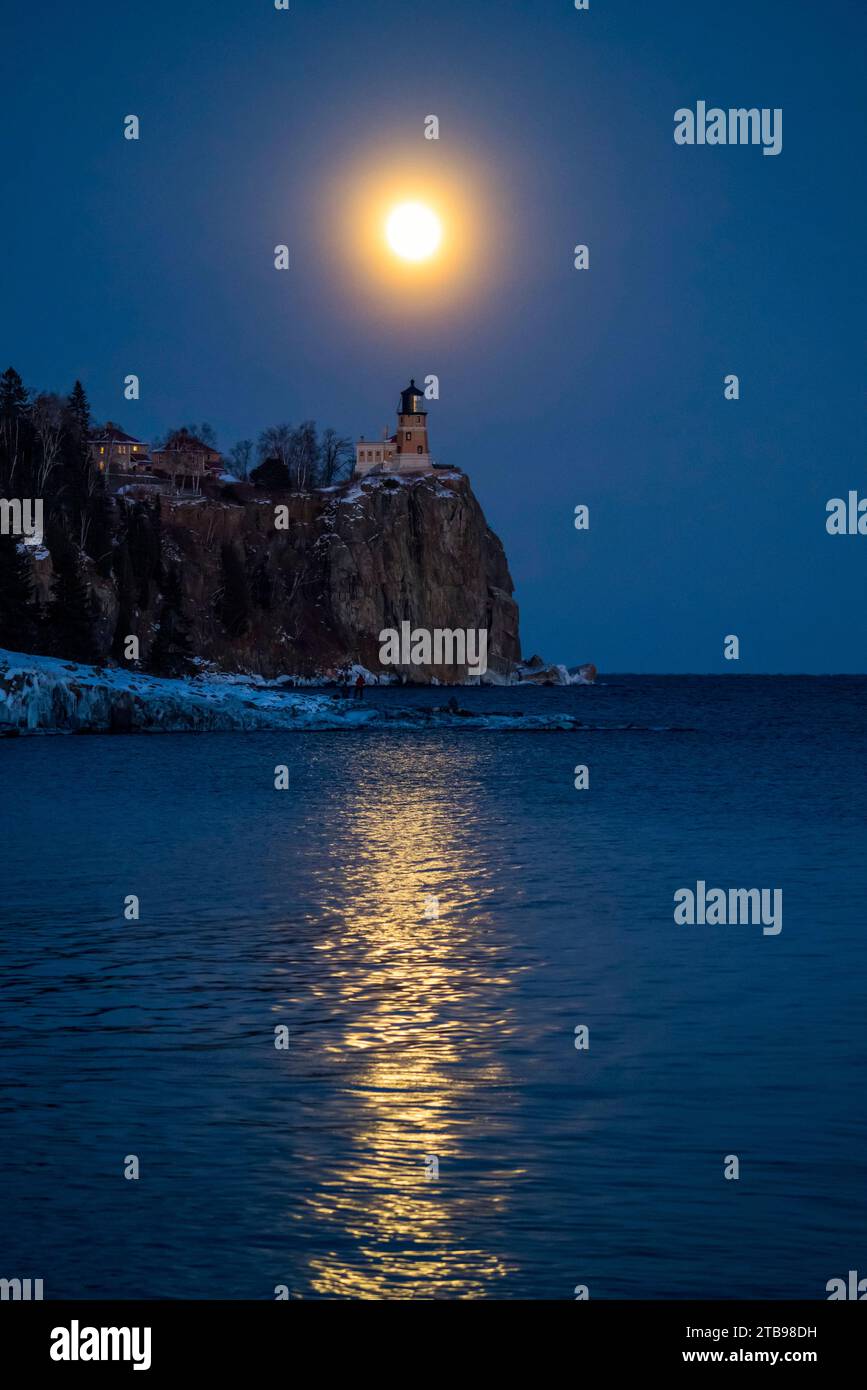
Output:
43,470,522,684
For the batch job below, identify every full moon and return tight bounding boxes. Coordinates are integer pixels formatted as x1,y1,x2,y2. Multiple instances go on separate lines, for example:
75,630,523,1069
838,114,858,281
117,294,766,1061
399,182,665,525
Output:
385,201,442,262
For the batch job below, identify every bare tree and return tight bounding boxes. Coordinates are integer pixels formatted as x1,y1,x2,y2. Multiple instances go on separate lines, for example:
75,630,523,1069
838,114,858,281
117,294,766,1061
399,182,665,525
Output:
183,421,218,448
288,420,319,491
31,392,65,494
257,425,294,470
228,439,254,479
319,427,353,487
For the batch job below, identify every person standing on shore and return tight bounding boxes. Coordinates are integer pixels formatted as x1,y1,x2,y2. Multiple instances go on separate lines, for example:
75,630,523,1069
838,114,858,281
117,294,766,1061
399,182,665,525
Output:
354,673,366,700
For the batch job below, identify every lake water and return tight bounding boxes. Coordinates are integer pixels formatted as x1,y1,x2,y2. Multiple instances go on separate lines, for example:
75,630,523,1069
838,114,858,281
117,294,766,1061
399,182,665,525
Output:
1,676,865,1299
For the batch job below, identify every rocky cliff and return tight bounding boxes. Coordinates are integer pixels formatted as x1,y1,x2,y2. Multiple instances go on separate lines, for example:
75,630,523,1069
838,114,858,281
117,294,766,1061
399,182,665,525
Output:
32,469,521,683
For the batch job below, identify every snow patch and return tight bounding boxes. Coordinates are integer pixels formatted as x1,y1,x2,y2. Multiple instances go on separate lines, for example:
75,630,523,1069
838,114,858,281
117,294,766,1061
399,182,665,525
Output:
0,650,618,736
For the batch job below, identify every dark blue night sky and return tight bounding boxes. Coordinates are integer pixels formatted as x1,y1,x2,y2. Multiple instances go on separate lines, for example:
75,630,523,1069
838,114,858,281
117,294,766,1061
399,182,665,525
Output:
3,0,864,670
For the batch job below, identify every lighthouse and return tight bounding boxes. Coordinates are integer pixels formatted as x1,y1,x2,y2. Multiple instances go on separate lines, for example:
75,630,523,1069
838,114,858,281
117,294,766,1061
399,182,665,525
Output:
354,379,435,477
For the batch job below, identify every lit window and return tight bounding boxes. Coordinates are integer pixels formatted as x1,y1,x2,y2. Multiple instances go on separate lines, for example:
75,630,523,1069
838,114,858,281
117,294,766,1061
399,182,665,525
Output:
406,432,411,440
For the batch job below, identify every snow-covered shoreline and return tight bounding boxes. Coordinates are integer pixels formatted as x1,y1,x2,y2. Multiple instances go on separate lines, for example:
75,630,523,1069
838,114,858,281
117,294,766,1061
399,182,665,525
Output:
0,649,595,736
0,650,376,735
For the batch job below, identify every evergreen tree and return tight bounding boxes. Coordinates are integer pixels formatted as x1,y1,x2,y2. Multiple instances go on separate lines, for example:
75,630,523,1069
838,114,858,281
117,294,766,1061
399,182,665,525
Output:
217,542,250,637
85,478,115,576
111,539,138,663
250,456,291,489
62,380,97,548
0,367,29,417
0,532,41,653
125,499,163,608
46,527,97,662
0,367,32,492
66,380,91,445
150,565,192,675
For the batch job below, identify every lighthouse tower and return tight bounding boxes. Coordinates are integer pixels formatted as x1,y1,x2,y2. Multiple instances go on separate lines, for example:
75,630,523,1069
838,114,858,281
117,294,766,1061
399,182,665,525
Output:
393,379,431,471
354,378,435,476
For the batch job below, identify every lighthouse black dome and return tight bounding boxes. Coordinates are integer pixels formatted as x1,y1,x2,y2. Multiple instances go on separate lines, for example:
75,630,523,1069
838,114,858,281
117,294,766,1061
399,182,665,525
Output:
399,379,427,415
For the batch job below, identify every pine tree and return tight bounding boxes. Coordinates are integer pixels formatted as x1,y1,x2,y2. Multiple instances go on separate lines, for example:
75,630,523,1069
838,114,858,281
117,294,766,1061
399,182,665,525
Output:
250,456,291,489
0,367,28,417
126,499,162,608
66,380,91,445
0,532,40,653
150,566,192,676
217,542,250,638
62,380,98,550
111,540,138,663
0,367,32,493
46,528,97,663
85,478,115,576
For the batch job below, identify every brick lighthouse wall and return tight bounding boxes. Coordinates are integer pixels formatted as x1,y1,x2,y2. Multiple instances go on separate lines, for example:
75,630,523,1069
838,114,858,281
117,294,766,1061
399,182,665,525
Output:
395,412,431,470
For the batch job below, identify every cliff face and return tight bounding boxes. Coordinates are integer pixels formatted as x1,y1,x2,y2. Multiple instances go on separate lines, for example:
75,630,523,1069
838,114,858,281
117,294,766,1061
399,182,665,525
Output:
54,470,521,683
